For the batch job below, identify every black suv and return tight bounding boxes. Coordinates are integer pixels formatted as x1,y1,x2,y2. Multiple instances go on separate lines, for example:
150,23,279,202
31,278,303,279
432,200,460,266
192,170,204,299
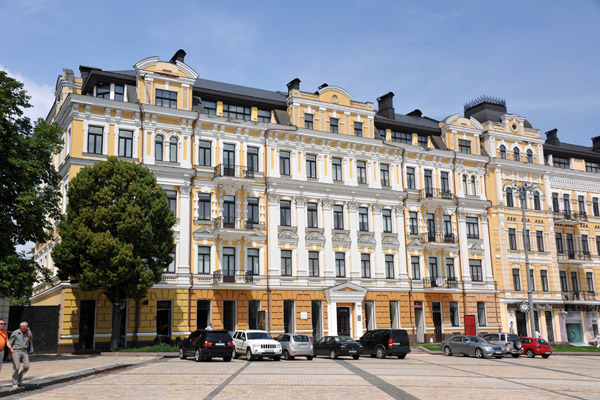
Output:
179,330,234,362
359,329,411,359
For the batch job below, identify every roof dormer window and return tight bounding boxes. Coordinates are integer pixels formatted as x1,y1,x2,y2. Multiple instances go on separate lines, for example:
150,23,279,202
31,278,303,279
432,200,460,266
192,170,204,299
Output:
156,89,177,108
96,83,110,99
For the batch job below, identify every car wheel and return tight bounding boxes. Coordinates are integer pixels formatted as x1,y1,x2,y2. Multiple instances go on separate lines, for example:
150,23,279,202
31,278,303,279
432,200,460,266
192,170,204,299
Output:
195,348,202,362
352,355,360,360
541,354,550,359
511,353,520,358
273,356,281,361
232,349,238,359
246,348,254,361
307,356,313,360
179,347,186,360
444,347,452,357
398,354,407,359
283,350,291,360
330,349,337,359
223,355,232,362
376,347,386,359
527,349,535,358
475,348,484,359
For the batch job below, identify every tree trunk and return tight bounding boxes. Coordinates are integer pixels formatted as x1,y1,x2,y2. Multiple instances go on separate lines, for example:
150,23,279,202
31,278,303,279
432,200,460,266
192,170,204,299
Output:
134,299,140,348
110,300,124,351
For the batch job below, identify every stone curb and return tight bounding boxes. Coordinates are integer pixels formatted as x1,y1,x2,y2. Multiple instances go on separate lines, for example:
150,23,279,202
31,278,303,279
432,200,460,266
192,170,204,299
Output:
0,363,134,398
414,346,600,356
100,352,179,357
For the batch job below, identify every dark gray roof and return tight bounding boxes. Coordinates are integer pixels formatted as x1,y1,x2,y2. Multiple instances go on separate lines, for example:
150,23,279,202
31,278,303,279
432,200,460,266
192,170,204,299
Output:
430,136,447,150
467,107,533,129
544,142,600,162
375,112,440,134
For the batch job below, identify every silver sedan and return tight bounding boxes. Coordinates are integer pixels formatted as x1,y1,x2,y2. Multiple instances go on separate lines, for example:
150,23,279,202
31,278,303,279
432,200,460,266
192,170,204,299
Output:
441,335,506,359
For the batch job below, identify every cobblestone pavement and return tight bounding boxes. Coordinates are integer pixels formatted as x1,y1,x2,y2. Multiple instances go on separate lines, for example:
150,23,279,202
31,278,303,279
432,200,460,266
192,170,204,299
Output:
4,353,600,399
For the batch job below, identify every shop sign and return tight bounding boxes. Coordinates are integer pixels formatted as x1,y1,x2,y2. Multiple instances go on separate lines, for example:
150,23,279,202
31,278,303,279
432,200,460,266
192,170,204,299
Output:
414,301,423,309
565,304,600,312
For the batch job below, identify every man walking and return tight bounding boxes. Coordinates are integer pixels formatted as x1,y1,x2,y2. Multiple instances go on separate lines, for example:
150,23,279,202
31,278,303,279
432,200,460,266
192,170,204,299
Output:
9,321,32,389
0,318,15,377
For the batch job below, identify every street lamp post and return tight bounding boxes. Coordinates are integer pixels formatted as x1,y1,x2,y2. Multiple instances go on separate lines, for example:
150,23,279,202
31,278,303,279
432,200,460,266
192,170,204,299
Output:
517,182,537,337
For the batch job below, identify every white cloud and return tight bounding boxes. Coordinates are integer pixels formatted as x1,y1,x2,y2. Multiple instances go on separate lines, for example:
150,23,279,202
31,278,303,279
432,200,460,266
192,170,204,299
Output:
0,65,54,121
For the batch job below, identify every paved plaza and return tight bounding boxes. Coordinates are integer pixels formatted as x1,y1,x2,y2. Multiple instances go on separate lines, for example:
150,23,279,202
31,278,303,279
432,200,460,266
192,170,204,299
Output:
2,352,600,399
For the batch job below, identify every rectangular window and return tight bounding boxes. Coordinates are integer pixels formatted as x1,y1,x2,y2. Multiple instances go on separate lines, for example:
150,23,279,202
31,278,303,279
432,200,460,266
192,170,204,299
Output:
529,270,536,291
197,193,211,220
358,207,369,231
391,131,412,144
281,250,292,276
424,169,433,192
165,251,175,273
248,300,260,329
304,113,313,129
385,254,394,279
280,200,291,226
541,270,549,292
380,164,390,187
418,135,428,147
376,128,386,139
587,272,595,292
466,217,479,239
247,197,259,224
382,209,392,233
257,109,271,123
280,151,290,176
571,271,579,292
335,252,345,277
309,251,319,277
536,231,544,252
586,161,600,173
411,256,420,280
552,193,560,212
361,253,371,278
247,146,259,172
332,157,342,181
459,139,472,154
247,248,259,275
560,271,568,292
330,117,338,133
524,229,531,251
156,89,177,108
470,259,483,282
198,141,211,167
87,126,103,154
306,154,317,179
578,195,586,215
446,258,455,279
582,235,590,255
114,84,124,101
450,302,459,327
166,190,177,217
406,167,415,189
594,198,599,216
357,160,367,184
534,193,541,210
307,202,318,228
477,302,487,326
118,130,133,158
553,156,570,169
96,83,110,99
354,121,363,137
509,228,517,250
222,103,251,120
441,171,449,193
198,246,210,274
556,233,564,253
409,212,418,235
333,205,344,229
202,100,217,115
513,268,521,291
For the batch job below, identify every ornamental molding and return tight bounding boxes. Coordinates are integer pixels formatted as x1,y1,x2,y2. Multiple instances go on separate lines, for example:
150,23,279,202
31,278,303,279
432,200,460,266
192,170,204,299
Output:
550,176,600,192
332,233,351,243
357,235,376,245
278,230,298,240
382,236,400,246
305,232,326,243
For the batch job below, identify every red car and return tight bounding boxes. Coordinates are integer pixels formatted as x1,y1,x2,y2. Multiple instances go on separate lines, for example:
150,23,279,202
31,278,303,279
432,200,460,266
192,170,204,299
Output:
519,337,552,358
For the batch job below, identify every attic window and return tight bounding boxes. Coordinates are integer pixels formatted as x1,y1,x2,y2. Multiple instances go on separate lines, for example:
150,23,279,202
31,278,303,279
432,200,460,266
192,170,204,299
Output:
156,89,177,108
96,83,110,99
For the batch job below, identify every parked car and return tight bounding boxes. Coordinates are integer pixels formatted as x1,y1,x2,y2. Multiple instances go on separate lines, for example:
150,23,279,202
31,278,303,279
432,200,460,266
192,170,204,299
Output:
232,329,282,361
482,332,523,358
441,335,506,359
275,333,314,360
359,329,411,359
179,329,234,362
520,337,552,358
314,336,363,359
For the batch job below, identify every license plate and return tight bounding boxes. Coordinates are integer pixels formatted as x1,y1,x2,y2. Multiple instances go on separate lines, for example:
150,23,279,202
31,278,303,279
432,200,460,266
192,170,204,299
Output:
349,350,357,353
216,343,225,346
545,352,551,354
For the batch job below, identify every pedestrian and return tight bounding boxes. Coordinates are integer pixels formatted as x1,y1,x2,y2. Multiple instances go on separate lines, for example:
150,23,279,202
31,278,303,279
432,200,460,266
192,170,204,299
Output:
509,321,515,334
9,321,33,389
596,332,600,348
535,330,542,339
206,322,214,330
0,318,15,376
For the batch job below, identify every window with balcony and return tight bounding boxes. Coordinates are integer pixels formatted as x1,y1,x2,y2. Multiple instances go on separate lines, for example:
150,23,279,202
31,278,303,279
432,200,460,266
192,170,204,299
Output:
198,141,211,167
556,233,564,253
247,248,259,275
563,194,571,213
87,126,103,154
536,231,544,252
197,193,211,220
330,117,339,133
406,167,415,189
307,202,318,228
382,209,392,233
354,121,363,137
541,270,549,292
280,151,290,176
358,207,369,231
257,109,271,123
459,139,471,154
335,252,345,277
166,190,177,217
441,171,449,193
155,135,163,161
587,272,595,292
156,89,177,108
281,250,292,276
411,256,420,280
582,235,590,255
506,188,514,207
118,130,133,158
361,253,371,278
198,246,210,274
247,146,259,172
169,137,178,163
534,192,541,210
304,113,313,129
306,154,317,179
280,200,291,226
332,157,343,181
247,197,259,225
509,228,517,250
357,160,367,184
165,251,175,273
446,258,455,279
385,255,394,279
409,212,418,235
223,103,251,120
333,205,344,229
380,164,390,187
560,271,568,292
309,251,319,277
466,217,479,239
424,169,433,193
470,260,483,282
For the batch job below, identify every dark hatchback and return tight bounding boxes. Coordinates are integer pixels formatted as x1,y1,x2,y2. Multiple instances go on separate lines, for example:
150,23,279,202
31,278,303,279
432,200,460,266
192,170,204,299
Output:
314,335,363,359
180,330,234,362
360,329,411,359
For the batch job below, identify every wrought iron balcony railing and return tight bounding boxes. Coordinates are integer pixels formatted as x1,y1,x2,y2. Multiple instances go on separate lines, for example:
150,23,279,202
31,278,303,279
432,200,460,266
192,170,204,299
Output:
553,211,588,222
213,164,256,179
556,251,592,261
423,277,461,288
213,217,259,230
423,232,456,244
420,188,454,201
213,270,254,284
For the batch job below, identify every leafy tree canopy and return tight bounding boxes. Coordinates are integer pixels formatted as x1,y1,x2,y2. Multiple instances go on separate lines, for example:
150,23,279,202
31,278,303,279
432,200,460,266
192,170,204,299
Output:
0,70,61,298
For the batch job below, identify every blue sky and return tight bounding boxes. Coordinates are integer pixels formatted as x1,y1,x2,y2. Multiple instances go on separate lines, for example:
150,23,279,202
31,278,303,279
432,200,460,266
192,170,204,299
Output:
1,0,600,146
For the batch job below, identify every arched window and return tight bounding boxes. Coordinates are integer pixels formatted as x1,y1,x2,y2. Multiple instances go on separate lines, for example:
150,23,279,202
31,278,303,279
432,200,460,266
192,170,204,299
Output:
170,137,178,163
470,176,476,195
506,188,514,207
527,149,534,163
499,145,506,159
513,147,520,161
155,135,164,161
533,191,541,210
462,175,468,195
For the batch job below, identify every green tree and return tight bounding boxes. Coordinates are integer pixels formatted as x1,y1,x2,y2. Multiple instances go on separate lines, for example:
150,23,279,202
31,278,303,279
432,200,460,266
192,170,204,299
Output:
52,157,175,351
0,70,61,298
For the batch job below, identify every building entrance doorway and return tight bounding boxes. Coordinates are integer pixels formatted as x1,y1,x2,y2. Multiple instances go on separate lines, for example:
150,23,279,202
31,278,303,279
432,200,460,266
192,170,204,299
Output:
515,311,528,337
337,307,351,336
432,301,443,342
79,300,95,350
414,302,425,343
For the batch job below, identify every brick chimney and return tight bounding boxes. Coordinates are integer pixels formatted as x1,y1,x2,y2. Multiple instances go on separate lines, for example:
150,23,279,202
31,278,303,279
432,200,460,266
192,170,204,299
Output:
545,129,559,145
286,78,301,94
377,92,395,119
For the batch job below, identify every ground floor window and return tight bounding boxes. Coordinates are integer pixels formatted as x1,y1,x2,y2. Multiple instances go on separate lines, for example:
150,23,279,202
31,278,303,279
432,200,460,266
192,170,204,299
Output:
248,300,260,330
477,302,486,326
223,300,236,332
197,300,210,329
156,300,172,344
450,302,459,327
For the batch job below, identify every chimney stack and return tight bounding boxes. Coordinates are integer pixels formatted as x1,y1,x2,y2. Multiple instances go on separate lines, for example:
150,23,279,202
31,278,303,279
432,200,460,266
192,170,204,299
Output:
545,129,559,145
286,78,301,94
170,49,186,64
592,136,600,152
376,92,395,119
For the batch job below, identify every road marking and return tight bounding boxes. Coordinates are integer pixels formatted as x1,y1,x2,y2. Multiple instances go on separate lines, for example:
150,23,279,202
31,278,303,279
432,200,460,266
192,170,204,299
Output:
203,362,251,400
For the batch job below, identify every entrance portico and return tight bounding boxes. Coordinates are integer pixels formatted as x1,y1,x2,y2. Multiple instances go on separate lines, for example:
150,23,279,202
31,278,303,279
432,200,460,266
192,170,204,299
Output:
325,282,367,339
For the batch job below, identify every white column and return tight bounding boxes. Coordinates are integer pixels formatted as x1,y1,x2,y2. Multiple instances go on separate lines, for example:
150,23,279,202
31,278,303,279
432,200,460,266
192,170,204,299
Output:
354,302,363,340
480,211,494,286
348,202,360,278
372,204,385,279
328,301,338,336
267,192,280,277
322,199,334,278
296,197,307,276
177,182,191,283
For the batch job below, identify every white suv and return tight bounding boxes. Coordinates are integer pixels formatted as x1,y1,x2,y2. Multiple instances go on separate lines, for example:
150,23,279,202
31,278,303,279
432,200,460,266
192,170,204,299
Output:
232,330,282,361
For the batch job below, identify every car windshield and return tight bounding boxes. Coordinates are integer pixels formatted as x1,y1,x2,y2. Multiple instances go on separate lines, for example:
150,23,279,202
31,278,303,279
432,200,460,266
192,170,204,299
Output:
293,335,310,342
537,339,549,345
247,332,272,340
468,337,487,343
335,336,353,342
206,332,232,341
508,334,520,342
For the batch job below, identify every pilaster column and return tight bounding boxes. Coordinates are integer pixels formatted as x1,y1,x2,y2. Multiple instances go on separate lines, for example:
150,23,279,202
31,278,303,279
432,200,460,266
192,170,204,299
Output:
372,204,384,279
267,192,280,276
295,196,307,276
177,180,192,282
457,210,472,285
322,199,334,277
328,301,337,336
348,202,360,278
395,204,409,283
480,211,494,285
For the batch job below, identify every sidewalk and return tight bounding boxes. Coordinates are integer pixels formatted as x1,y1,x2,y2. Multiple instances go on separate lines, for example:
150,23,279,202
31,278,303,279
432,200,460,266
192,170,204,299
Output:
0,354,157,397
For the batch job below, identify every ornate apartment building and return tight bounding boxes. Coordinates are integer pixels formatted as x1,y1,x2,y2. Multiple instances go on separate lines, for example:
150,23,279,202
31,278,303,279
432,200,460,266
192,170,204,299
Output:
31,51,598,351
